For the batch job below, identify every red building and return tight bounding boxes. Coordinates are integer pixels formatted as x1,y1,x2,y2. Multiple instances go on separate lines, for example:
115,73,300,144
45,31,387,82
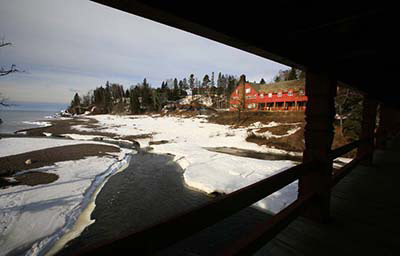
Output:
229,79,307,111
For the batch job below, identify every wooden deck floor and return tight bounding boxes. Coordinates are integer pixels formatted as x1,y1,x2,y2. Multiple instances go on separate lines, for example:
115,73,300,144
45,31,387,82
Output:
256,139,400,256
157,139,400,256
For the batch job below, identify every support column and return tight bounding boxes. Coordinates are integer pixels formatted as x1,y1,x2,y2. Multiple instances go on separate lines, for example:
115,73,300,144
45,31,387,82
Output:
376,105,399,149
299,71,336,223
356,96,378,164
376,104,388,149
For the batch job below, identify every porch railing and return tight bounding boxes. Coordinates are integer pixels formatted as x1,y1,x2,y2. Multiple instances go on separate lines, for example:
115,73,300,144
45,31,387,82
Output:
75,138,369,256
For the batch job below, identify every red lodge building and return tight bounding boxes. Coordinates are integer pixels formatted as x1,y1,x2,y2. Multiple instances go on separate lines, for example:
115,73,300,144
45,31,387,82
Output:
229,79,307,111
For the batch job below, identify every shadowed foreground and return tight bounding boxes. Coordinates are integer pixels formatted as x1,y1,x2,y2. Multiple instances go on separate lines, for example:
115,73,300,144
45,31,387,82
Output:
252,138,400,255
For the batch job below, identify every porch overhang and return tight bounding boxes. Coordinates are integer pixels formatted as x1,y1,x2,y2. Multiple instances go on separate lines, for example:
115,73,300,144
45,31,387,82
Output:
90,1,397,107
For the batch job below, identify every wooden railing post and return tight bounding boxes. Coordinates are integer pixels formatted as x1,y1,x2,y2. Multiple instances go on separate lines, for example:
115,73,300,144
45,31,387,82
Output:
299,71,336,223
356,96,377,164
376,105,400,149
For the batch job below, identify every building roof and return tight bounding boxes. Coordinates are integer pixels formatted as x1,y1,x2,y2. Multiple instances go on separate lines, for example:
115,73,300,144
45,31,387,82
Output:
249,80,305,93
91,1,398,107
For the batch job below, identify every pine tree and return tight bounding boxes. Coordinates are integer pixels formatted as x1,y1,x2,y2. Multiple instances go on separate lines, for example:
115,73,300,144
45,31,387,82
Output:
217,72,222,87
189,74,195,90
72,93,81,107
287,68,297,80
202,74,210,95
130,87,141,114
260,78,266,84
172,79,179,100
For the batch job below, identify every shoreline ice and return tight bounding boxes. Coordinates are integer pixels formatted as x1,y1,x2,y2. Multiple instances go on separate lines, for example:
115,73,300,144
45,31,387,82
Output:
72,115,302,213
0,138,133,256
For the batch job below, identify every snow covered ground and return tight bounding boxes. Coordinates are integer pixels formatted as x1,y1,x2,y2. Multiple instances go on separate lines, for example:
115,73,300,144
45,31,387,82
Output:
71,115,300,213
0,138,132,256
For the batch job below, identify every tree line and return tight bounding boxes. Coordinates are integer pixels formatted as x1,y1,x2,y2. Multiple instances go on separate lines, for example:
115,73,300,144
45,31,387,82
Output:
68,68,310,115
68,72,240,115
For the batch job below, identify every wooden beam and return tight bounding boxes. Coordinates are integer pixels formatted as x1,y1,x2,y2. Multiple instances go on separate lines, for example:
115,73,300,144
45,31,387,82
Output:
299,71,336,222
356,96,377,164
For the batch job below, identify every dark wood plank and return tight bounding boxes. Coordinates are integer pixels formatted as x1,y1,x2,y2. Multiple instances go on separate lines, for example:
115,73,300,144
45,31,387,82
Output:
255,139,400,256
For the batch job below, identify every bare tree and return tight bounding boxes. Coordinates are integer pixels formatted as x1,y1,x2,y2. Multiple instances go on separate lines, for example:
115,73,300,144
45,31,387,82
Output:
1,38,22,108
0,38,21,77
232,75,246,123
0,92,9,106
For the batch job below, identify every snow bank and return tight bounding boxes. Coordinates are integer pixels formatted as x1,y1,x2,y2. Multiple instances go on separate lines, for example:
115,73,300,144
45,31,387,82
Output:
21,121,51,128
70,115,300,213
153,143,297,213
75,115,295,155
0,138,132,256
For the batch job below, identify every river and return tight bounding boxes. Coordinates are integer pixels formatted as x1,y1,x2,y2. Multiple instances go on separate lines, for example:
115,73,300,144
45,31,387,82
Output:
57,151,272,255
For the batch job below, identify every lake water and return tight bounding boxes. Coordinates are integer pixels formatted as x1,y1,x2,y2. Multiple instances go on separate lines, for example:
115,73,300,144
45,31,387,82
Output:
0,102,67,134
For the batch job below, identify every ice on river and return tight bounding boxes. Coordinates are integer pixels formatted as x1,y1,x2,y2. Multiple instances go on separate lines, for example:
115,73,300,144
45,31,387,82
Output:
0,138,132,256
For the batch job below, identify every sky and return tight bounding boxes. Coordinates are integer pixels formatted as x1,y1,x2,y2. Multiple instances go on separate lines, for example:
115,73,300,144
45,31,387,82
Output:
0,0,288,104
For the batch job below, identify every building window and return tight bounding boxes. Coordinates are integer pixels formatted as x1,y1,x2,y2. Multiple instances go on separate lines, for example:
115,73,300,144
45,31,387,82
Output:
299,90,304,95
259,93,264,98
245,88,251,94
288,90,293,96
277,91,282,97
268,92,272,98
247,103,256,109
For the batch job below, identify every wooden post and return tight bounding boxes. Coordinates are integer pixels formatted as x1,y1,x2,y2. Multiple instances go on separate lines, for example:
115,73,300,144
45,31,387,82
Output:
376,105,400,149
357,96,378,164
376,104,388,149
299,71,336,223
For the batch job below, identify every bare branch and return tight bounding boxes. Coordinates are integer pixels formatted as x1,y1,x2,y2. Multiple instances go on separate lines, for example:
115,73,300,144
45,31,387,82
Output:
0,65,21,76
0,42,12,48
0,93,10,107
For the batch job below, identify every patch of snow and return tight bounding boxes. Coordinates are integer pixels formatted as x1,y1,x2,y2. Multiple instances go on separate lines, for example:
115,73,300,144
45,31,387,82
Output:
21,121,51,128
67,115,301,214
249,121,280,129
153,143,297,213
253,125,301,139
265,121,280,127
61,134,104,141
43,132,52,137
0,138,132,256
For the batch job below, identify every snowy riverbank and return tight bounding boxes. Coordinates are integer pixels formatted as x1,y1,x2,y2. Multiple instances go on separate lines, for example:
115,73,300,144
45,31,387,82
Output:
0,138,132,256
71,115,300,213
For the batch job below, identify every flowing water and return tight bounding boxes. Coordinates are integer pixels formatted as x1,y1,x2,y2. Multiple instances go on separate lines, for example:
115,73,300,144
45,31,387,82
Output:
57,152,272,255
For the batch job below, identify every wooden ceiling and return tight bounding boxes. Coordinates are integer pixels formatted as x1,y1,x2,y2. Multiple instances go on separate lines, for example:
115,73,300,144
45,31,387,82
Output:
91,1,397,107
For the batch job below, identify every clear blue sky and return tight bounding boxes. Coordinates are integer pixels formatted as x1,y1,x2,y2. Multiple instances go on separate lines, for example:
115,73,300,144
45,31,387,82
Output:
0,0,288,103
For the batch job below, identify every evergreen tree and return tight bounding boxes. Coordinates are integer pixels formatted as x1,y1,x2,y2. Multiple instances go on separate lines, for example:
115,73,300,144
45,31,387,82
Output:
189,74,195,90
202,74,210,95
141,78,153,111
104,82,112,113
287,68,297,80
172,79,179,100
130,86,141,114
72,93,81,107
217,72,222,87
260,78,266,84
202,74,210,87
182,78,188,89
